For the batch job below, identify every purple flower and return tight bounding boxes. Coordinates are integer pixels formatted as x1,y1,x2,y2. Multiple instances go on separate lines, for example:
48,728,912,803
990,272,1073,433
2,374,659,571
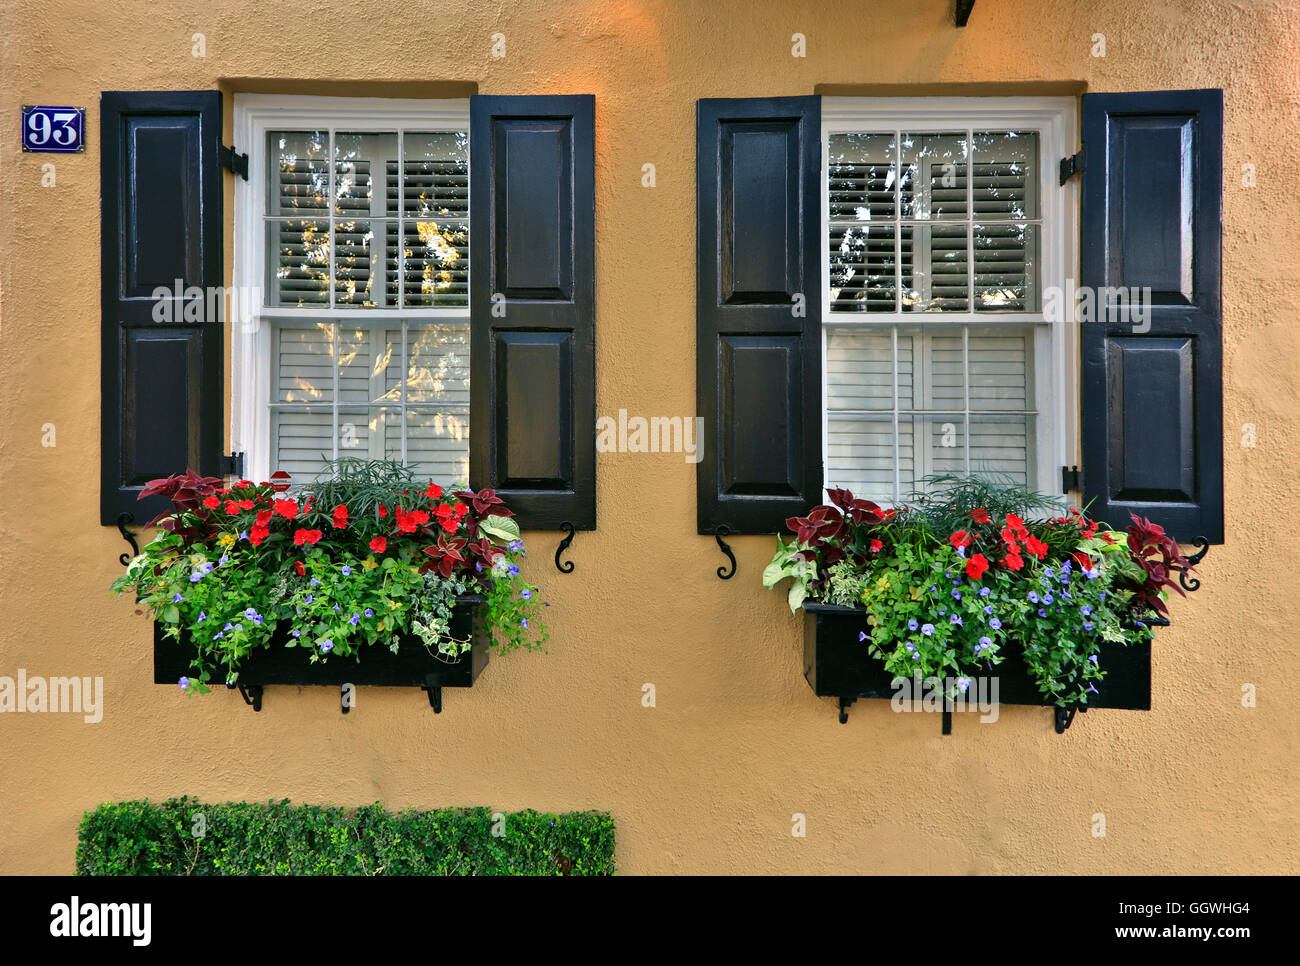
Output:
956,677,970,692
905,642,916,652
201,562,214,574
859,631,868,642
521,589,532,599
1038,609,1048,618
364,608,373,618
341,565,352,576
950,614,963,626
1083,621,1095,631
190,572,202,583
291,630,301,638
978,636,993,649
172,592,185,603
1087,683,1099,694
319,639,333,653
508,540,522,552
921,623,935,636
907,618,919,631
988,618,1002,630
349,612,360,626
304,595,314,604
1088,654,1099,665
938,608,947,617
508,564,520,576
1043,593,1054,605
1028,591,1040,604
310,577,320,587
178,677,190,690
219,554,230,566
1081,605,1093,616
244,607,259,621
951,589,962,600
979,587,991,598
982,605,993,615
197,611,206,622
520,618,528,629
956,545,966,558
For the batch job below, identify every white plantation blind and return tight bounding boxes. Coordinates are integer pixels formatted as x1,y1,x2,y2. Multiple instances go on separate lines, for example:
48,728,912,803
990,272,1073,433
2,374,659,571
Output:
824,120,1047,503
258,117,471,485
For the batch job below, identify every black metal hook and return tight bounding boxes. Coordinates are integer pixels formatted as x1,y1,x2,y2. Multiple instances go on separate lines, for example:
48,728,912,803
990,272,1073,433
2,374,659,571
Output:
554,521,576,573
116,512,140,566
235,684,263,712
714,525,736,580
1179,536,1210,592
1054,705,1077,733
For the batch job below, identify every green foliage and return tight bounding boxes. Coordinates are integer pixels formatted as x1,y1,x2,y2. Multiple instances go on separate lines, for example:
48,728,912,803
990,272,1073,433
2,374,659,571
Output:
77,798,616,876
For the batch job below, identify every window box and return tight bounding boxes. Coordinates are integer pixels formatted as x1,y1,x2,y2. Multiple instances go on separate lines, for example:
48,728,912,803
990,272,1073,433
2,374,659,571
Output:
803,601,1152,732
152,594,488,712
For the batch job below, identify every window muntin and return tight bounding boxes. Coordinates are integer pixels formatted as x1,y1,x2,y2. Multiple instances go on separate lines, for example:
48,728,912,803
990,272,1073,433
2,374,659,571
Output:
822,101,1071,505
235,100,471,486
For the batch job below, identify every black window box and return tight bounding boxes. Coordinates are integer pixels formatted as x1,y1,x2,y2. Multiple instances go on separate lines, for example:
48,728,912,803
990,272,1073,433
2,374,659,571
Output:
802,602,1151,732
153,595,488,712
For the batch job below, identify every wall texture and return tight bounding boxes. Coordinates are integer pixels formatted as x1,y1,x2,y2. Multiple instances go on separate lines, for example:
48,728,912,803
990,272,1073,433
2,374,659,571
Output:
1,0,1297,875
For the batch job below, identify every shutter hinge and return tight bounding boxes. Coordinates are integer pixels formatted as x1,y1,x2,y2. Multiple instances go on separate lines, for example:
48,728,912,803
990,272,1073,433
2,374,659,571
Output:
1061,465,1081,492
220,452,246,477
219,144,249,181
1058,148,1085,185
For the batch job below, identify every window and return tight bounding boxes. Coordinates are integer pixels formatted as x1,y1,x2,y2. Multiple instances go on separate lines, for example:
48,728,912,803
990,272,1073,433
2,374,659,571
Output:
821,99,1075,504
233,96,470,485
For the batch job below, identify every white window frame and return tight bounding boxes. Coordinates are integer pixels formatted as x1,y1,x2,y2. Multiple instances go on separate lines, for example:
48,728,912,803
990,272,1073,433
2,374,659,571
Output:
231,93,471,483
820,96,1079,505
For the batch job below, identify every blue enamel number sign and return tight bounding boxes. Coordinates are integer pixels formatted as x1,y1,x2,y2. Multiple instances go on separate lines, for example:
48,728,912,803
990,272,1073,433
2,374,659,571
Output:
22,105,85,153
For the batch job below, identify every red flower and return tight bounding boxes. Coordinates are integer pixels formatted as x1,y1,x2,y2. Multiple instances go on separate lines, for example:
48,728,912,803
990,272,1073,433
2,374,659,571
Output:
1024,534,1049,559
439,516,459,533
273,499,299,520
965,553,990,580
255,509,273,527
425,482,443,500
369,537,387,553
377,504,388,517
949,530,971,548
869,539,883,553
331,504,349,529
237,479,253,488
1072,551,1093,571
202,495,221,509
293,528,323,546
1001,551,1025,571
237,499,255,510
452,502,468,518
224,501,240,515
249,524,270,546
394,507,430,534
970,508,991,524
1004,513,1027,534
434,504,454,519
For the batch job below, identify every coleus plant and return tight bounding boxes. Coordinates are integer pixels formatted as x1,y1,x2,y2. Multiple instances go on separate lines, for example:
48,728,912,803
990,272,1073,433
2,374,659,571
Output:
114,459,548,693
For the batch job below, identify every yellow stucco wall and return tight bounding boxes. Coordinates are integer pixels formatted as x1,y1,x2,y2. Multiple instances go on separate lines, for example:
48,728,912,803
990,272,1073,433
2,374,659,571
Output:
1,0,1297,875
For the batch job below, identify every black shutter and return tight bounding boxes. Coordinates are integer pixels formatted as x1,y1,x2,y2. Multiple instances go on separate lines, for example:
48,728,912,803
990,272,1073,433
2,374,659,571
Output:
1079,89,1224,544
469,95,595,530
696,97,822,535
101,91,224,527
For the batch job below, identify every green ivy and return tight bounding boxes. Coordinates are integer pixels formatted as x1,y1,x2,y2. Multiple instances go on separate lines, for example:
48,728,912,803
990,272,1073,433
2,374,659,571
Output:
77,798,616,876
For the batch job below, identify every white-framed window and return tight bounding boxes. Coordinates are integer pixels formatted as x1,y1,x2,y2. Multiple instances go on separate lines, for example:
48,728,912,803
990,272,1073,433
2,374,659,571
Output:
821,97,1077,504
231,94,470,485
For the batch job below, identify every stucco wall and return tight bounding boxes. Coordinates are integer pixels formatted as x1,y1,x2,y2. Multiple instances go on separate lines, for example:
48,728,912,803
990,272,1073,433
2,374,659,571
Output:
1,0,1297,875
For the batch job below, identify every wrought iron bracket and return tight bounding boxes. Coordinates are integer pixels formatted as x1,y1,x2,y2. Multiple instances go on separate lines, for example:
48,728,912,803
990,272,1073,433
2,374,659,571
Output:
554,521,576,573
955,0,975,27
116,512,140,566
1059,148,1086,185
1180,537,1210,592
1054,705,1078,733
219,144,249,180
423,685,443,713
838,696,856,724
234,684,263,712
714,525,736,580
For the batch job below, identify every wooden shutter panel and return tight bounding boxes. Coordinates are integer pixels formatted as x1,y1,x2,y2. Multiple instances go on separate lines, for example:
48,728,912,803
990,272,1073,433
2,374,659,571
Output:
469,95,595,530
1079,89,1223,543
697,97,822,534
100,91,224,526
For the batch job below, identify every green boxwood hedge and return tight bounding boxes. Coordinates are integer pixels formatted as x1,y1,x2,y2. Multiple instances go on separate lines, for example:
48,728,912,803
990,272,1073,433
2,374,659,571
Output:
77,798,616,875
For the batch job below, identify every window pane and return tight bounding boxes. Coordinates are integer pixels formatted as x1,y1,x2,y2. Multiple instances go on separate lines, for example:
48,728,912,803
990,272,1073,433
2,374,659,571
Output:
334,132,398,217
901,132,968,220
825,329,894,411
830,225,896,312
969,414,1035,487
402,410,470,485
272,409,335,482
828,133,896,221
905,223,969,312
267,130,328,217
337,326,398,404
975,223,1039,311
402,219,469,307
407,322,470,404
826,414,903,503
266,219,330,306
333,219,380,306
973,131,1038,220
402,132,469,217
275,323,333,403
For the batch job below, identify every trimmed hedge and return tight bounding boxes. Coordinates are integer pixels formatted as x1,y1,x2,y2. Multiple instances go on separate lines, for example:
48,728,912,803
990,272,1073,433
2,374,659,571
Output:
77,798,616,875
